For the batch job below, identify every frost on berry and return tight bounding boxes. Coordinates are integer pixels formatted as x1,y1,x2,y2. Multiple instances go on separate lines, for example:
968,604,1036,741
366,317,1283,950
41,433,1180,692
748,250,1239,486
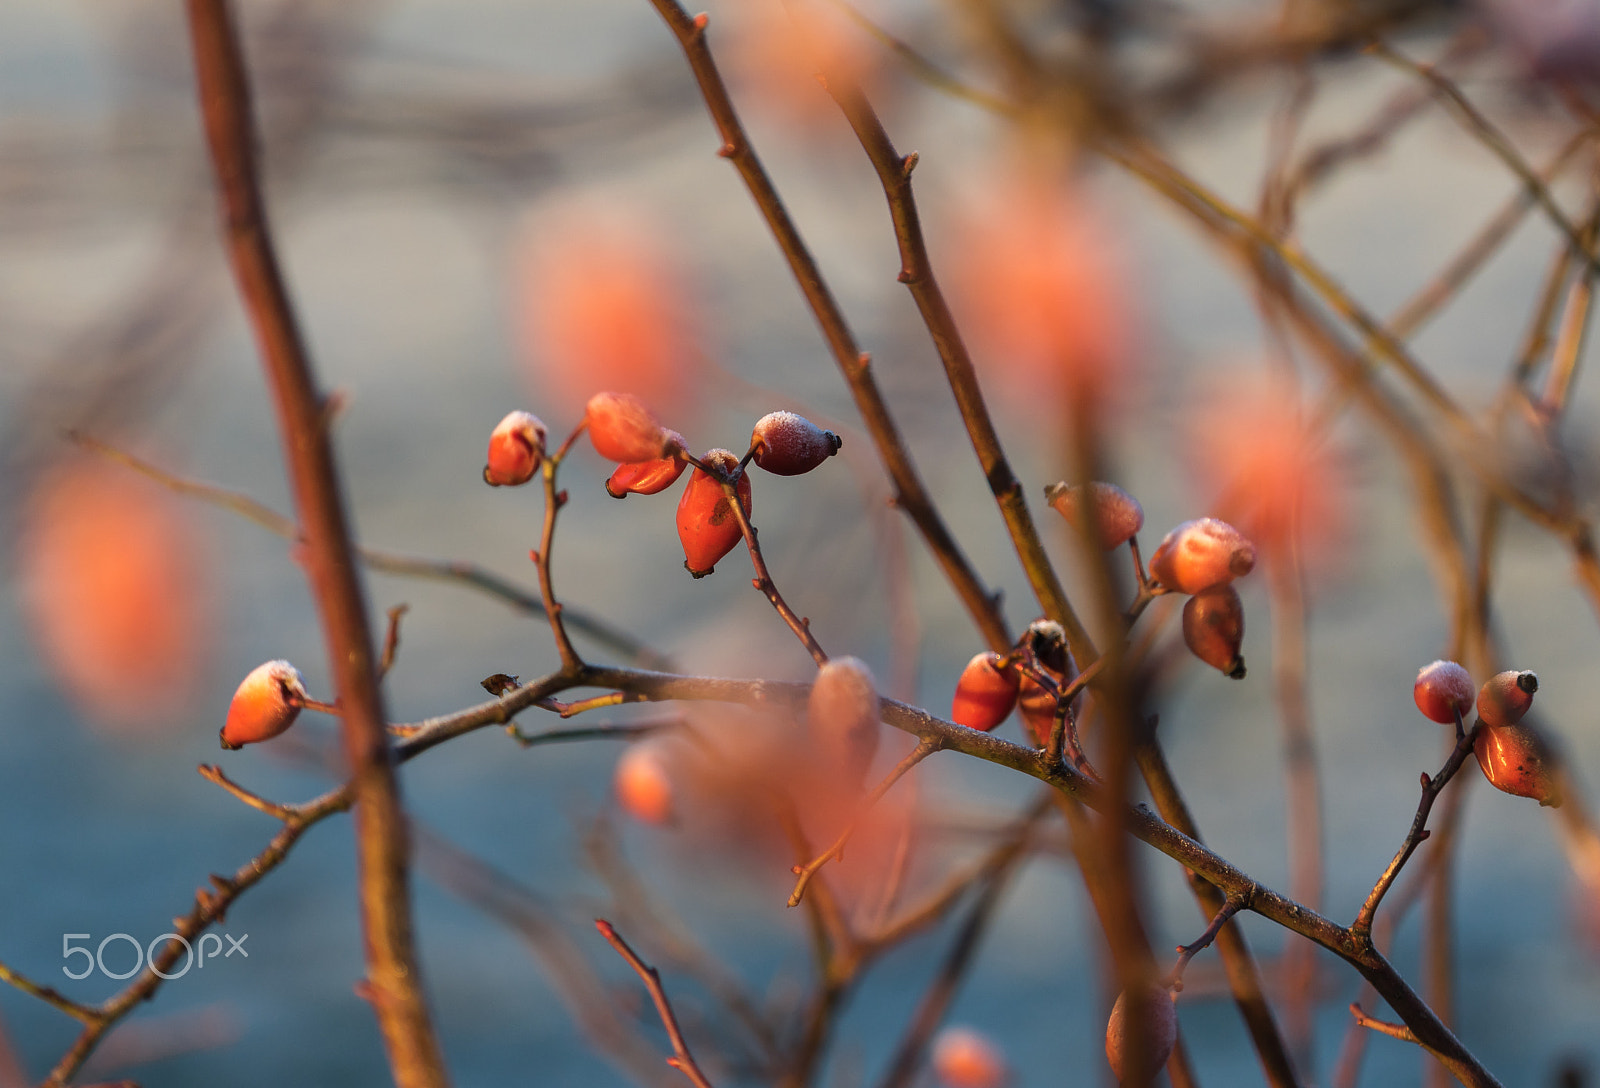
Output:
1413,660,1475,724
1044,480,1144,551
606,430,688,498
1148,518,1257,594
1105,985,1178,1086
750,411,842,476
676,449,753,577
1477,669,1538,728
951,651,1020,732
1182,584,1246,679
931,1025,1008,1088
483,410,547,487
808,656,881,788
585,391,672,464
1475,719,1563,807
221,660,307,750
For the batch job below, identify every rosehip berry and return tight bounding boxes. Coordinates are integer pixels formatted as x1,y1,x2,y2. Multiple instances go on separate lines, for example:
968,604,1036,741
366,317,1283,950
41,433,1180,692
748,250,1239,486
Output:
221,659,306,750
605,430,689,498
1105,985,1178,1086
1044,480,1145,551
931,1025,1008,1088
585,391,673,464
1477,669,1538,727
483,410,547,487
951,651,1020,732
1148,518,1257,594
1182,584,1246,679
1016,619,1077,746
615,742,674,824
1475,719,1563,807
808,656,881,788
750,410,842,475
1413,660,1475,724
676,449,753,578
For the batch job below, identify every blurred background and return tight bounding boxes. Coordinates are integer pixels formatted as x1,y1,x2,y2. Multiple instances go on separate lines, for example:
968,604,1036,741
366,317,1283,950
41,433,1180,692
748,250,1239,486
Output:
2,0,1600,1085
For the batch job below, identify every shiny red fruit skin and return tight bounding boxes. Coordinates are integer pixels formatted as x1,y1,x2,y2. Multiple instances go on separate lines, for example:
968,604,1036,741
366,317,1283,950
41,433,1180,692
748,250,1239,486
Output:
585,391,670,463
1148,518,1256,594
1477,669,1538,727
1045,480,1145,550
1413,660,1474,724
751,411,842,475
676,449,753,577
221,660,305,750
606,431,688,497
951,652,1020,731
1106,985,1178,1085
1475,720,1562,807
1182,583,1246,678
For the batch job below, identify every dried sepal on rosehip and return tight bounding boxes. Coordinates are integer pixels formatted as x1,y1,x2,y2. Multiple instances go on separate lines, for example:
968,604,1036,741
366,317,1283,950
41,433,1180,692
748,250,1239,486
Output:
676,449,753,578
483,410,547,487
808,656,881,788
1017,619,1077,747
1148,517,1257,594
584,391,674,464
605,430,689,498
1182,584,1246,679
1105,984,1178,1086
1044,480,1144,551
221,659,307,750
1475,719,1563,807
1413,660,1475,724
951,651,1020,732
750,410,841,476
1477,669,1538,728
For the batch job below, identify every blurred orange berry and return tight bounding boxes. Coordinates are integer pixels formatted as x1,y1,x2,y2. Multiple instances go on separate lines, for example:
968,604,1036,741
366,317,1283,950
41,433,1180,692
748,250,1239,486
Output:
931,1025,1009,1088
17,462,211,734
808,656,882,788
615,741,676,825
1045,480,1144,550
585,391,673,465
1106,985,1178,1085
725,0,885,135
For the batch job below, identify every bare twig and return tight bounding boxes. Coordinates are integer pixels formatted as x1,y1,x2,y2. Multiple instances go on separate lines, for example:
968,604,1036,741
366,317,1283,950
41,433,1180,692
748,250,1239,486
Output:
1168,893,1249,991
721,471,829,666
596,920,718,1088
1349,1003,1421,1045
377,604,408,681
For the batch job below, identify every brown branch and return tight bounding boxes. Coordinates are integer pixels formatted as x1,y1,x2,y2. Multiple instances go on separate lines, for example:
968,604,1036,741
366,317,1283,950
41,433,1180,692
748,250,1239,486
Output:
378,604,408,681
182,4,447,1085
596,920,718,1088
1349,1003,1421,1045
1168,893,1249,991
534,443,583,670
722,473,829,666
0,963,98,1025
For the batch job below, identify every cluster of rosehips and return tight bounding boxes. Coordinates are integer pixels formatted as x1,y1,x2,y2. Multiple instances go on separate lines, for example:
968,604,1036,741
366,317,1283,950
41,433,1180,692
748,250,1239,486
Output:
485,391,841,577
1414,659,1562,807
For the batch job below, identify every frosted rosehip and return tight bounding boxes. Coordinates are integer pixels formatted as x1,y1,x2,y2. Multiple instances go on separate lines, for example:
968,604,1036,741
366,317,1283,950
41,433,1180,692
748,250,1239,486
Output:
1475,720,1563,807
1105,985,1178,1085
1182,584,1246,679
750,410,842,475
931,1025,1008,1088
1016,619,1077,746
808,656,881,788
951,651,1020,732
585,391,672,464
221,659,306,750
1477,669,1538,727
1044,480,1145,551
676,449,753,578
615,743,674,824
1413,660,1475,724
605,430,689,498
1148,518,1256,594
483,410,547,487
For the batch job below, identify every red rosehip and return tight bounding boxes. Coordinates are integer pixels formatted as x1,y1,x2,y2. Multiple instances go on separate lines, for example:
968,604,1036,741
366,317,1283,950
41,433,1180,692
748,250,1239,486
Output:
605,430,689,498
676,449,753,578
221,659,306,750
483,410,547,487
1016,620,1077,746
951,651,1020,732
1105,985,1178,1086
1475,720,1563,807
1148,518,1257,594
931,1025,1008,1088
1413,660,1475,724
808,656,881,787
585,391,672,464
615,742,675,824
1182,584,1246,679
750,411,842,475
1477,669,1538,727
1044,480,1145,551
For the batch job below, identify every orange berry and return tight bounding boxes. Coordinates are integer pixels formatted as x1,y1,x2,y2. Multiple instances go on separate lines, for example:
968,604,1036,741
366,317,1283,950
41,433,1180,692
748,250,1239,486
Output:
1105,985,1178,1085
1148,518,1256,594
1475,720,1563,807
220,660,306,750
808,656,881,788
585,391,672,464
1181,584,1246,679
931,1025,1008,1088
606,431,689,498
1016,620,1077,746
615,742,675,824
676,450,753,577
483,410,547,487
750,411,842,476
1477,669,1538,727
1044,481,1144,551
952,652,1020,732
1413,660,1475,724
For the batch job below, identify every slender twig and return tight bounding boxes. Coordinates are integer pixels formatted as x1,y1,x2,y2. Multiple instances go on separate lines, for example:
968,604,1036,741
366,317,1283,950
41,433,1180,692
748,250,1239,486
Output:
1168,894,1249,990
719,472,828,665
197,763,296,819
377,604,408,681
183,6,447,1087
595,920,717,1088
506,720,672,748
534,445,582,670
0,963,98,1025
788,739,939,907
1349,1003,1421,1045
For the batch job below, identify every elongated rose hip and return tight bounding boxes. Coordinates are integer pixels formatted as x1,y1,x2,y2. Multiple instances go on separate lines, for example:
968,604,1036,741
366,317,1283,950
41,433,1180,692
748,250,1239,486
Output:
585,391,672,463
483,410,548,487
808,656,881,788
750,410,842,475
1105,985,1178,1085
1475,719,1563,807
1148,517,1256,594
1413,660,1475,724
605,430,688,498
221,659,306,750
951,651,1020,732
1477,669,1538,727
676,449,753,577
1182,583,1246,678
1044,480,1144,550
